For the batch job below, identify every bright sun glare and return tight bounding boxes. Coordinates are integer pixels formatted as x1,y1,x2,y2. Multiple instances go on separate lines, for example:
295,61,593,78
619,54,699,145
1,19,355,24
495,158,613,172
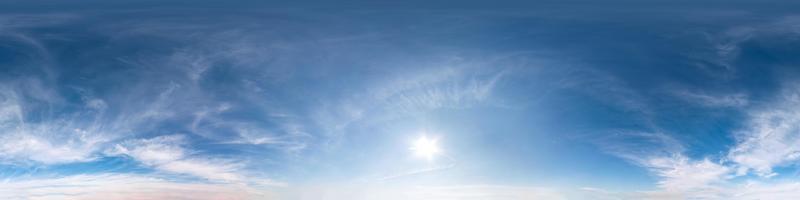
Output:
411,136,441,161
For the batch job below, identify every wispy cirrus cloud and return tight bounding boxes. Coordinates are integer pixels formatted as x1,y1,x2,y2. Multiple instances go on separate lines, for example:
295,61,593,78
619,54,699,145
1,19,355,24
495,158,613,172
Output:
670,89,749,108
0,10,316,167
582,180,800,200
728,83,800,177
313,65,510,144
690,15,800,79
596,131,730,196
645,156,730,197
593,82,800,199
559,68,654,118
0,86,106,165
106,134,245,183
0,174,271,200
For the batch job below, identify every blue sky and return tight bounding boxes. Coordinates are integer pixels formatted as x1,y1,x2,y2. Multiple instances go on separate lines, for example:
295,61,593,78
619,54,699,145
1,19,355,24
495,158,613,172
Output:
3,1,800,199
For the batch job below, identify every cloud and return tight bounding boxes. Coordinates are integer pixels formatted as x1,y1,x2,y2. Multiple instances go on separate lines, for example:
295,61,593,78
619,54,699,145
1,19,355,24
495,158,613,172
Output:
595,83,800,199
373,67,506,113
227,128,309,153
0,174,270,200
0,88,106,165
313,65,509,145
671,89,749,108
560,69,653,116
596,131,732,198
191,108,311,153
645,156,730,195
595,131,685,164
0,132,101,165
731,181,800,199
728,84,800,177
107,135,244,182
691,15,800,78
583,180,800,200
577,16,800,199
0,14,318,193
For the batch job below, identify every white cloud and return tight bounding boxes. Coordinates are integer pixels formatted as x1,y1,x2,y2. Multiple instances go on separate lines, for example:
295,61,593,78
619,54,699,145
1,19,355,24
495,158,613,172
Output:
645,156,730,195
671,89,749,107
594,84,800,199
583,181,800,200
0,174,271,200
597,132,732,199
0,89,22,127
191,109,311,153
0,89,106,165
693,15,800,78
560,69,652,116
108,135,244,182
731,181,800,199
595,131,685,164
728,85,800,177
228,134,308,153
313,66,509,145
0,132,101,164
374,67,506,113
0,17,315,181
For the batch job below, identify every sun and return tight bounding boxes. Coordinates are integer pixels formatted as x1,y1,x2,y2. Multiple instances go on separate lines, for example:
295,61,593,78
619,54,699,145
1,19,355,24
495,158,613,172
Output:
411,136,441,161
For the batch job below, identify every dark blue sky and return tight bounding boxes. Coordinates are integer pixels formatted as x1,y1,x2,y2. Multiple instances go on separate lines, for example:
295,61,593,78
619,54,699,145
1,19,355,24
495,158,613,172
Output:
2,1,800,199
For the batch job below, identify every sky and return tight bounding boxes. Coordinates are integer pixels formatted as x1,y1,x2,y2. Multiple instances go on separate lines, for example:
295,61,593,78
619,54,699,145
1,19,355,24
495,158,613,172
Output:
2,1,800,199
